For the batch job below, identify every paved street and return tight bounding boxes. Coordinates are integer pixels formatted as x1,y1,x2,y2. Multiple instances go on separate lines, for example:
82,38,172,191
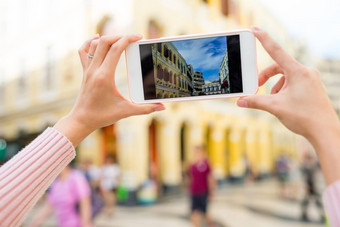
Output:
24,179,325,227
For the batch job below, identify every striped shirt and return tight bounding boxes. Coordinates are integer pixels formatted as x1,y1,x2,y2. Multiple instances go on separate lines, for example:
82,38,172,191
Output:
0,127,75,227
323,180,340,226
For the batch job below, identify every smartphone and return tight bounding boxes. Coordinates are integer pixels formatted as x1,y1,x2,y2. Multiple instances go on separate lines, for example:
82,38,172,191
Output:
126,29,257,103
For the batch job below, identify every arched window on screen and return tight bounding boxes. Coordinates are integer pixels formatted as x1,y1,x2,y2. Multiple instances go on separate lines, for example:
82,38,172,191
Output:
170,72,173,84
157,43,162,53
164,69,169,82
164,45,169,58
157,65,163,80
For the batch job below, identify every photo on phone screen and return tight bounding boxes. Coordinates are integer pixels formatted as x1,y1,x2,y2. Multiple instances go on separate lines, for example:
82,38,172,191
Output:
139,35,243,100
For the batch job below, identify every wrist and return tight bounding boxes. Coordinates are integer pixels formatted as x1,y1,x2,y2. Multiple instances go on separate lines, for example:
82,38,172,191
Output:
307,120,340,150
54,113,94,147
307,120,340,185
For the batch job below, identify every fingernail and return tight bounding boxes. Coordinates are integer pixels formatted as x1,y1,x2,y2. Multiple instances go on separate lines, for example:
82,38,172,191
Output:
251,26,261,32
237,99,248,108
155,105,165,111
92,34,100,39
133,33,143,38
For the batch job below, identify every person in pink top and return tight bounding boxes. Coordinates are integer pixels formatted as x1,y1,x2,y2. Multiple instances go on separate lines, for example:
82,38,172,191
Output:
29,165,91,227
0,27,340,227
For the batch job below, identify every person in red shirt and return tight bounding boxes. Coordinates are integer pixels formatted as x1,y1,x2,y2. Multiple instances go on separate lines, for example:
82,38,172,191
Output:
189,145,216,227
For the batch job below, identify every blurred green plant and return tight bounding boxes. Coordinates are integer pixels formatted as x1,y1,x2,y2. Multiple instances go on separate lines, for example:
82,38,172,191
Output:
0,139,7,161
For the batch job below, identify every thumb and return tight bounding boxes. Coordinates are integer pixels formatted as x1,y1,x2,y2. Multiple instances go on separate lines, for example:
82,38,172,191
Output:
237,94,275,113
127,103,166,116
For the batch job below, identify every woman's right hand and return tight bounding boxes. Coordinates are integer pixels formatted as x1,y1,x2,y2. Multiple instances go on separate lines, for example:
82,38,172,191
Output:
237,27,340,145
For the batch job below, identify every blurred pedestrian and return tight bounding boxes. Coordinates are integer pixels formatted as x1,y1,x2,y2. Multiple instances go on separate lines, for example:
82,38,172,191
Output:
100,154,120,216
287,158,301,200
188,145,216,227
243,155,255,183
276,153,290,197
301,152,324,222
78,159,104,218
79,159,101,189
29,165,92,227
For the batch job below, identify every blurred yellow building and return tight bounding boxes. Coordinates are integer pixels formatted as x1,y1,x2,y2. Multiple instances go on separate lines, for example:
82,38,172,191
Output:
0,0,301,203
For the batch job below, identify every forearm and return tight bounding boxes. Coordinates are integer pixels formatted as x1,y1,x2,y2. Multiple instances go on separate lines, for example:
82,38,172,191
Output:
28,203,53,227
79,197,92,227
208,175,216,192
320,123,340,227
0,128,75,226
308,121,340,186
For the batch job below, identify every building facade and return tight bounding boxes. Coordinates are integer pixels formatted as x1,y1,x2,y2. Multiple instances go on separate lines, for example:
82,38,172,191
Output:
193,71,205,95
317,58,340,116
219,50,230,94
152,42,193,98
202,81,221,95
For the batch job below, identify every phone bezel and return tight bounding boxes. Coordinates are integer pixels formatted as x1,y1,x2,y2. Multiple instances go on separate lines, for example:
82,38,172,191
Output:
125,29,258,103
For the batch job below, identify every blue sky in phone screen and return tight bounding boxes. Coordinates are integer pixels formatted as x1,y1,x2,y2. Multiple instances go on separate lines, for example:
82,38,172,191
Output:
172,36,227,82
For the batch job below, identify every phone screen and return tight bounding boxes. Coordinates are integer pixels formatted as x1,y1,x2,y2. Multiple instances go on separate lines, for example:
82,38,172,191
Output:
139,35,242,100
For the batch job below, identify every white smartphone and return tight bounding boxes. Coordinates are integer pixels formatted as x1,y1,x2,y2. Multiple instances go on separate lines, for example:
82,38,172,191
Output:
126,29,257,103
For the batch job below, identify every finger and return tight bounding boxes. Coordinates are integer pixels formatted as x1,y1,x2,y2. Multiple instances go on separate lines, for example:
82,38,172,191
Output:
271,75,286,94
90,35,123,69
101,34,143,75
251,26,299,72
237,95,276,114
126,103,165,117
78,34,100,69
86,39,99,68
258,63,283,86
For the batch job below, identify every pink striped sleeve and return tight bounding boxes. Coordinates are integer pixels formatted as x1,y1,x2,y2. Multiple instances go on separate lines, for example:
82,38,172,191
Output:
0,127,76,227
323,180,340,227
